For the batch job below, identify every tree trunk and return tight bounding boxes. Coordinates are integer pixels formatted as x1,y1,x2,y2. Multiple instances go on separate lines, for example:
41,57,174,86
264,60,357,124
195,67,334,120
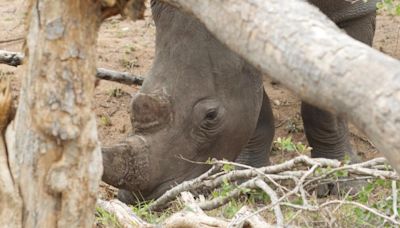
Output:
0,80,22,228
5,1,103,227
162,0,400,173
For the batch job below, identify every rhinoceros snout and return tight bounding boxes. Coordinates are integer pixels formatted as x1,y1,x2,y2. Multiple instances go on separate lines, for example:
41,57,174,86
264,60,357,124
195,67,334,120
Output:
130,92,172,133
102,136,151,191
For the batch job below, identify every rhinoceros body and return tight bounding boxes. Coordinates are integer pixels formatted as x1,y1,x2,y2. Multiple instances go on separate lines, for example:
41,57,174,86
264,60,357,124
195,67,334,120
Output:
102,0,378,203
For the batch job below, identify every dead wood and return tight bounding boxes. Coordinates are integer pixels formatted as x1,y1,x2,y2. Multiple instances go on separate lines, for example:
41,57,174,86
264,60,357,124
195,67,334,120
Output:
0,50,23,67
96,68,144,86
3,1,105,226
0,50,144,86
149,155,340,211
97,199,152,227
98,156,400,227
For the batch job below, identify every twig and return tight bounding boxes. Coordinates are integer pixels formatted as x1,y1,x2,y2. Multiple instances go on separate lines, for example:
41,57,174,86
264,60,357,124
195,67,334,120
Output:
198,177,258,211
150,156,341,212
228,206,273,228
254,179,284,227
305,157,394,187
203,156,339,192
145,156,400,226
320,200,400,226
0,37,24,44
0,50,144,86
212,159,290,195
96,68,144,86
392,180,399,220
148,164,221,211
162,191,229,228
236,164,320,225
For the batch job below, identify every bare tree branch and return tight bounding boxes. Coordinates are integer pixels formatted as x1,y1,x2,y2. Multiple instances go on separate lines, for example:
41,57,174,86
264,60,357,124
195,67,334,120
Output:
96,68,144,86
0,50,144,86
254,179,284,227
0,50,23,67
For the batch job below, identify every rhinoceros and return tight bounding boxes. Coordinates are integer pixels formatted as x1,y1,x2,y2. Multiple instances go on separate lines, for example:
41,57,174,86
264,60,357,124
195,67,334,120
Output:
102,0,378,203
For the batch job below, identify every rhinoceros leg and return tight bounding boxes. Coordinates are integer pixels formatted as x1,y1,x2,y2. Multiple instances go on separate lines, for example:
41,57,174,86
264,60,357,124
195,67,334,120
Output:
301,102,360,162
301,11,375,163
235,90,274,167
301,12,376,196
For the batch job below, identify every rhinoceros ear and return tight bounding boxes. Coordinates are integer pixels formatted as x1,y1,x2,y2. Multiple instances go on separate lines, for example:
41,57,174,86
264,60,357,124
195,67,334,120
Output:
130,92,172,134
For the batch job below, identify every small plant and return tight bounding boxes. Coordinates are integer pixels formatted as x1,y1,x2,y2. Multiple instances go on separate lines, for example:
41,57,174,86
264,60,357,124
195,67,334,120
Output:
131,203,158,223
124,44,136,54
211,179,236,198
119,57,139,70
99,114,112,126
209,179,248,218
342,179,400,226
275,136,296,152
222,200,241,218
222,162,235,173
377,0,400,16
116,31,125,38
274,137,312,155
131,199,176,224
285,118,303,133
108,87,124,98
95,206,121,227
247,188,270,204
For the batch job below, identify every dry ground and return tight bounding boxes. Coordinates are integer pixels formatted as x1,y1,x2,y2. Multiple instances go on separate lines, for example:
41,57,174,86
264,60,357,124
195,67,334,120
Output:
0,0,400,225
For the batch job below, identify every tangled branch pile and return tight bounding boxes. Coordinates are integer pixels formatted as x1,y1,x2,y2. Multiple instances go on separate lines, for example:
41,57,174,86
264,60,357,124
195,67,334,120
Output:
97,155,400,227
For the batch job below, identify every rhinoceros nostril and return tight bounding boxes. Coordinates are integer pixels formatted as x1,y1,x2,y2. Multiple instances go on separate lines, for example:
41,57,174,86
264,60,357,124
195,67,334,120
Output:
130,92,172,133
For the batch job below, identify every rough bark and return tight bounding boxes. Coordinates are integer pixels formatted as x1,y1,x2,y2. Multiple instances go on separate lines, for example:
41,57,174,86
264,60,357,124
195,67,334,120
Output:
162,0,400,172
5,1,104,227
0,80,22,228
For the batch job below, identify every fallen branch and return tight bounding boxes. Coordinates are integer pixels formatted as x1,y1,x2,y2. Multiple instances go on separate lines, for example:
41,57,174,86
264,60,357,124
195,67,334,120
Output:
97,192,274,227
254,179,284,227
198,177,258,211
148,164,222,211
280,200,400,226
392,181,399,220
0,50,23,67
99,156,400,227
162,192,230,228
0,50,144,86
228,206,273,228
0,37,24,44
96,68,144,85
145,156,400,226
149,155,340,211
96,199,151,228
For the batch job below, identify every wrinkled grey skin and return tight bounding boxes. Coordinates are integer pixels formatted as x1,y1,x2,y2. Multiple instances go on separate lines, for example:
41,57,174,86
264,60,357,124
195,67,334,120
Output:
102,0,377,203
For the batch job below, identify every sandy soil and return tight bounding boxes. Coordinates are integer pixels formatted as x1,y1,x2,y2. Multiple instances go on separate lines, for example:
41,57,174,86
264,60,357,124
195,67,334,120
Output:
0,0,399,199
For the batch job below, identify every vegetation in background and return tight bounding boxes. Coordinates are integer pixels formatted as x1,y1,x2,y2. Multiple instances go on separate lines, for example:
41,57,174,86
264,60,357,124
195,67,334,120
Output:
377,0,400,15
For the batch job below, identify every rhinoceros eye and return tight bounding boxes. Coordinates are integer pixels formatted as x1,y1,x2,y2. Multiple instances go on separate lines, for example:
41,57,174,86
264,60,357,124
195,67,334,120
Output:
192,98,225,131
204,109,218,121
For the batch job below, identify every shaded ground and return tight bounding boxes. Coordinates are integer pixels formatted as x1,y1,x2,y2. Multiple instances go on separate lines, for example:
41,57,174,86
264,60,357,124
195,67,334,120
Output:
0,0,399,219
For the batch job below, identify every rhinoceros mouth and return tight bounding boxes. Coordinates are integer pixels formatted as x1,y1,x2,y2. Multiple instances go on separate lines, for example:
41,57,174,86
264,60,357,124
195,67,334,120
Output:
141,163,210,200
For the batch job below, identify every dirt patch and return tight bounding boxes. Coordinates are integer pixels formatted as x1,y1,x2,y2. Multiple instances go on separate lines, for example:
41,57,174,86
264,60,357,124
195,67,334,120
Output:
0,0,398,199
